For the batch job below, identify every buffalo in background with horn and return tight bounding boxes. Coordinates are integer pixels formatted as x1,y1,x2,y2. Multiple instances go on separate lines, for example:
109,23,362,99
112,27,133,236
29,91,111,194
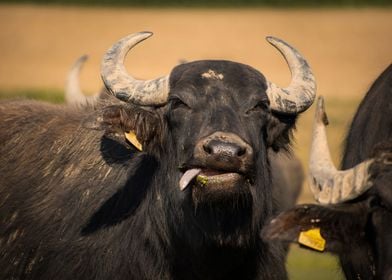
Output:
263,64,392,280
0,32,316,279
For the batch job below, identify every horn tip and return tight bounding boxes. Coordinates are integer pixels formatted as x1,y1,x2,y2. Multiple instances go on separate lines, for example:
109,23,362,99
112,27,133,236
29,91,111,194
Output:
79,54,89,62
139,31,153,37
316,96,329,126
317,96,324,106
265,35,278,45
119,31,154,45
265,36,287,48
72,54,89,69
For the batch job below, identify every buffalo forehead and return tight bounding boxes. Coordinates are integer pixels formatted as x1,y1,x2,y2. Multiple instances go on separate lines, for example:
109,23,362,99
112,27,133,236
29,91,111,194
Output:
169,60,267,93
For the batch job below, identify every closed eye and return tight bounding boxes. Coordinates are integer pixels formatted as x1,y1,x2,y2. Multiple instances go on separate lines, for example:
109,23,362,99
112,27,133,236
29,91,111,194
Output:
168,96,191,110
246,101,269,114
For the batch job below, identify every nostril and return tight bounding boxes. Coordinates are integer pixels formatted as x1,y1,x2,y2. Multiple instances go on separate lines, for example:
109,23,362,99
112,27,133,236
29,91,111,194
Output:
203,144,212,154
237,147,246,157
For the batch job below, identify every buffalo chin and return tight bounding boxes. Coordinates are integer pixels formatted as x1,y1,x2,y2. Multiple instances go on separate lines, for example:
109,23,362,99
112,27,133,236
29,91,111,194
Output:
192,173,249,203
189,174,254,246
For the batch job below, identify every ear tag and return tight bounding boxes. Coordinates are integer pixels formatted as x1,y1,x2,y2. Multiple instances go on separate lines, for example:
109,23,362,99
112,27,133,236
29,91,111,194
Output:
298,228,326,252
124,131,143,151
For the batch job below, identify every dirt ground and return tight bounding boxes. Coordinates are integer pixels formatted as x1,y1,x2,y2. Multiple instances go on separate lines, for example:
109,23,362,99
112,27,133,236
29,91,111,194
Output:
0,4,391,97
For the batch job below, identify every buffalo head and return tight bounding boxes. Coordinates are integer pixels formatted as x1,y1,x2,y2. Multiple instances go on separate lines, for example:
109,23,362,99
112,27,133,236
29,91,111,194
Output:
97,32,316,245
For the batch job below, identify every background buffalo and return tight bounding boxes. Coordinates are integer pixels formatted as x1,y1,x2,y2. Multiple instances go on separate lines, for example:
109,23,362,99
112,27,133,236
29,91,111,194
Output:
263,65,392,279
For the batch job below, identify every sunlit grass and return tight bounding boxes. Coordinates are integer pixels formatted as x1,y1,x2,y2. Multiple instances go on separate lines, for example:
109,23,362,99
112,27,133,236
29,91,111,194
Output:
0,88,64,104
287,245,344,279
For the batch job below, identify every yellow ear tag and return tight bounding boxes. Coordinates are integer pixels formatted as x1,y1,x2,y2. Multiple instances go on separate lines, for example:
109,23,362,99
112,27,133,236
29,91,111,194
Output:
124,131,143,151
298,228,326,252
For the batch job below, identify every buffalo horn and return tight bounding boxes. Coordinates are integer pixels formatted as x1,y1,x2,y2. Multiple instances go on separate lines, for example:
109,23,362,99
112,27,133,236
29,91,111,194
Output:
100,32,169,106
266,36,316,114
65,55,95,106
309,96,374,204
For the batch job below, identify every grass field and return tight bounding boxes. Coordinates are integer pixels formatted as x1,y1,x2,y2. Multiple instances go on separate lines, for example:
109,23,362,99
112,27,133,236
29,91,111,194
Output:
1,4,389,278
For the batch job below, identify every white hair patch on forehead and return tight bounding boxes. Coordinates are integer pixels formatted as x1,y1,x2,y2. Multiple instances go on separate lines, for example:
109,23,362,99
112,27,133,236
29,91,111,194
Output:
201,70,224,80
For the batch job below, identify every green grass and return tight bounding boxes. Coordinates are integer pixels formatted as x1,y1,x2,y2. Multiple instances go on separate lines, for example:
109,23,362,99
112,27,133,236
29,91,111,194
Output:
287,245,344,279
0,88,64,104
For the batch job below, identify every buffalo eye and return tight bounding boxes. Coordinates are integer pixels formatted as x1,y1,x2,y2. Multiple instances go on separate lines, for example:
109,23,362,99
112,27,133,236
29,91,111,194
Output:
246,101,269,115
168,96,191,111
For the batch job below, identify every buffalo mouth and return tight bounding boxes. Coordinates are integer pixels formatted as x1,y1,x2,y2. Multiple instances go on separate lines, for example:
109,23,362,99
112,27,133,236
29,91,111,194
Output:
179,168,246,192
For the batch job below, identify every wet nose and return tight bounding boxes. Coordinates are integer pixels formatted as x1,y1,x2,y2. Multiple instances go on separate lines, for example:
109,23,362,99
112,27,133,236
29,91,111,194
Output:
195,132,253,172
203,139,246,158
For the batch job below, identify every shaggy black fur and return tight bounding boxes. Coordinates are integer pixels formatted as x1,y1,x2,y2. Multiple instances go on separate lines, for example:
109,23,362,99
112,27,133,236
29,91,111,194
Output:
0,60,302,280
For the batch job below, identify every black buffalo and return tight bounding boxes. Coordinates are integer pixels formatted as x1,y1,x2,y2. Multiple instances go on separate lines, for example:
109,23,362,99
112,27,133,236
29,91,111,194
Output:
0,32,316,280
65,55,304,213
263,64,392,279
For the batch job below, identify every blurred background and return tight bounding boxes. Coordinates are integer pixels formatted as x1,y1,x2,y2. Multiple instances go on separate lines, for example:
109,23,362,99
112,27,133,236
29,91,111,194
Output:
1,0,391,279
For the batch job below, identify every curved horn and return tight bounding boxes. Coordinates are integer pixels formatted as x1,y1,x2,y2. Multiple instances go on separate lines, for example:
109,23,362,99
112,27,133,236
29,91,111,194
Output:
309,96,374,204
66,55,90,106
265,36,316,114
101,32,169,106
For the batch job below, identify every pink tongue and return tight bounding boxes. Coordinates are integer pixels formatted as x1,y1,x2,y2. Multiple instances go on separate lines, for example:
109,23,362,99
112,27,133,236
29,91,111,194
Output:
179,168,201,191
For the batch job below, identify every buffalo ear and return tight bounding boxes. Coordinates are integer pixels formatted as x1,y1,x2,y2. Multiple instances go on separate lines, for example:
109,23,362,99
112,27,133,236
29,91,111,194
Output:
266,113,297,152
83,103,162,151
262,203,370,254
262,204,316,245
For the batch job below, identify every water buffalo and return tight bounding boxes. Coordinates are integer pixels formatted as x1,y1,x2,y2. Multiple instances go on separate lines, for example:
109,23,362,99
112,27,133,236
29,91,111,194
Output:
263,64,392,279
0,32,316,279
65,55,304,213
